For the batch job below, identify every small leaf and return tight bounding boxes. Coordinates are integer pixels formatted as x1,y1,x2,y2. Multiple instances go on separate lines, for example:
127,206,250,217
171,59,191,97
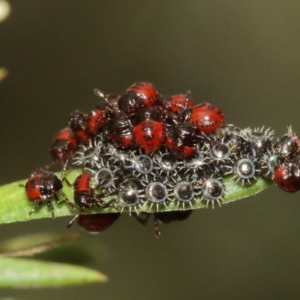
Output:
0,233,68,252
0,169,272,225
1,233,78,257
0,256,107,288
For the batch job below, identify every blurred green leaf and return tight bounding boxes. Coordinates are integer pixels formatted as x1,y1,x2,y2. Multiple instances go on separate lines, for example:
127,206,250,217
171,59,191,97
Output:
0,256,107,288
0,233,66,252
0,169,272,225
0,233,78,257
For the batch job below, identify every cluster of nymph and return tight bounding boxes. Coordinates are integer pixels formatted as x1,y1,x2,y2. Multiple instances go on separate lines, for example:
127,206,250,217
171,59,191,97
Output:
24,82,300,235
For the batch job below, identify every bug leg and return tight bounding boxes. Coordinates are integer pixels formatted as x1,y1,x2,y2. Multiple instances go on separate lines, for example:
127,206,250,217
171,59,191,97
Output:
28,201,44,216
153,214,161,239
67,214,80,228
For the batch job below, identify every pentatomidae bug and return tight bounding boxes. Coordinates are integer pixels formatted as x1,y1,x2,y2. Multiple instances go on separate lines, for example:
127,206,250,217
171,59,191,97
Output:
24,82,300,237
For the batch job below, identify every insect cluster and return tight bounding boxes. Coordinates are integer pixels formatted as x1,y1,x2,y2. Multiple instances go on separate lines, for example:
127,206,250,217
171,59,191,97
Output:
25,82,300,235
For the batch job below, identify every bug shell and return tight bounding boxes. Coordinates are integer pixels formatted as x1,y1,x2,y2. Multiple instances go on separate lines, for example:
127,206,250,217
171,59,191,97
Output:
155,210,192,223
73,172,100,209
103,115,134,149
274,129,300,159
201,177,225,208
162,93,195,114
173,181,195,203
77,213,121,233
118,82,159,117
273,161,300,193
25,170,63,203
85,102,108,136
24,170,71,217
146,181,169,204
232,157,260,185
118,178,144,207
242,127,274,157
166,123,200,159
132,108,165,153
68,111,90,144
182,103,225,134
49,127,78,164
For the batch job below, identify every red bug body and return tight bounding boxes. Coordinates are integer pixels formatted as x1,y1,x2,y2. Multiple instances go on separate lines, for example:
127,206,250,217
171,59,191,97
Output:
274,130,300,159
68,111,90,144
77,213,121,233
133,108,165,153
118,82,159,116
103,115,134,149
25,170,68,216
134,210,192,238
74,172,100,209
183,103,224,133
273,161,300,193
155,210,192,223
68,173,117,228
163,94,195,114
25,170,63,202
166,123,199,158
85,102,107,136
166,137,196,159
49,127,78,164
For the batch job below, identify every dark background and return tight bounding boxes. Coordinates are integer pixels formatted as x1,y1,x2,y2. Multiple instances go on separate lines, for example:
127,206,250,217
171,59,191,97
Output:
1,1,300,299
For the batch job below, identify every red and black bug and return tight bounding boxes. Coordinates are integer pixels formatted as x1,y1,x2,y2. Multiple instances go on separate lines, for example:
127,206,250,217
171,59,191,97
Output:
162,93,195,114
73,172,115,209
68,172,116,228
132,107,165,153
103,114,134,149
69,92,121,145
182,103,225,134
68,111,90,145
87,90,121,135
76,213,121,233
49,127,78,165
25,169,72,216
166,123,200,158
274,129,300,160
273,161,300,193
85,102,107,137
134,210,192,238
118,82,159,117
73,172,101,209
